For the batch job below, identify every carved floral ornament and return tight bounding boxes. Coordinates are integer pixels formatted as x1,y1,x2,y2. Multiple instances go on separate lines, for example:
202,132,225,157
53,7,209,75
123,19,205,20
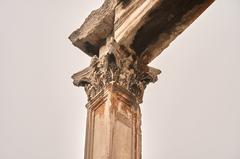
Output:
72,37,161,104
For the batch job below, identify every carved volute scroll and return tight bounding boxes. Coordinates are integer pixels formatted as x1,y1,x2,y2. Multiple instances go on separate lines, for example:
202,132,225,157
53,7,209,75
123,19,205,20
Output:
72,37,161,103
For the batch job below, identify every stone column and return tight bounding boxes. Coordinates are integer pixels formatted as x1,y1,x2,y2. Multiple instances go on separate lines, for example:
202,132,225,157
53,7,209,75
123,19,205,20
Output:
84,83,141,159
69,1,214,158
72,38,160,159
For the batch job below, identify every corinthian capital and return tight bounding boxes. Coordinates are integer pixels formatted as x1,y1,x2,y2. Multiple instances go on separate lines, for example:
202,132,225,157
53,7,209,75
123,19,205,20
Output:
72,37,161,103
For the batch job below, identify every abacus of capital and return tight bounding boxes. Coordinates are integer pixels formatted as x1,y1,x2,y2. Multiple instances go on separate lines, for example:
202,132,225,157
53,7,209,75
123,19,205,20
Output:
69,0,214,158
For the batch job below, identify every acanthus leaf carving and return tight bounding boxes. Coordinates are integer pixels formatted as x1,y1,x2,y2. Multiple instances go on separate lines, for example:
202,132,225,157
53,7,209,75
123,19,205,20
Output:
72,38,161,103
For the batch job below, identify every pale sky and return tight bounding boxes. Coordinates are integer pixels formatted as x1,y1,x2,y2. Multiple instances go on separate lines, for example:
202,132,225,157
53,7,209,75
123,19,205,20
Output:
0,0,239,159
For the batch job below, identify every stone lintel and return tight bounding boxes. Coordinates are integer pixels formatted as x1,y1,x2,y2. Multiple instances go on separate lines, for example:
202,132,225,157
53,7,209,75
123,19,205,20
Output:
69,0,120,57
69,0,214,64
116,0,215,64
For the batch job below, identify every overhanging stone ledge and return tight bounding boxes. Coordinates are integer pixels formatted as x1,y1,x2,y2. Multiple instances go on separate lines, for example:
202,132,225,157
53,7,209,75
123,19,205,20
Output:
69,0,215,64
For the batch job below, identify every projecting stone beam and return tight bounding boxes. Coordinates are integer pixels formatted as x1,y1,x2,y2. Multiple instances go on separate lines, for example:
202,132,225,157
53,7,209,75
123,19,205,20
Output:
115,0,215,64
69,0,214,64
69,0,119,57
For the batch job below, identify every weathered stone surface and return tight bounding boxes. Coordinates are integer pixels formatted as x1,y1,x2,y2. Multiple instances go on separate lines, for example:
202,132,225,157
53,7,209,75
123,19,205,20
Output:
69,0,119,56
84,83,142,159
115,0,215,64
70,0,214,64
72,37,160,103
133,0,215,64
69,1,215,159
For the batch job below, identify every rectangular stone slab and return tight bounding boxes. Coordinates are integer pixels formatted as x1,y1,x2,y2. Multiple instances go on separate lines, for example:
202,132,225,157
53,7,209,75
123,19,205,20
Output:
69,0,214,64
114,0,215,64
